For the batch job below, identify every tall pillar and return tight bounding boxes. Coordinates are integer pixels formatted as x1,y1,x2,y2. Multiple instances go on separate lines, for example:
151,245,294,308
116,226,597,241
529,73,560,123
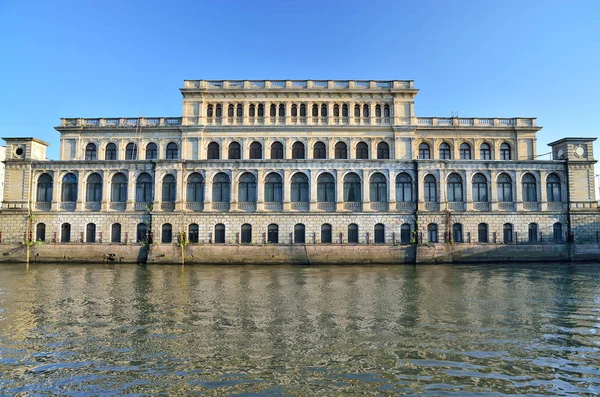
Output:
515,170,523,211
204,171,212,212
101,171,110,211
257,169,265,211
126,170,136,211
362,169,370,211
336,169,345,212
309,169,318,211
388,170,396,208
175,168,184,211
283,169,292,211
539,170,548,211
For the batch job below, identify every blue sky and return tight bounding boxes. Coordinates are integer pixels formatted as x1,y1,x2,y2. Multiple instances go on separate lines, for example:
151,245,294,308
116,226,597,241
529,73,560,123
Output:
1,0,599,167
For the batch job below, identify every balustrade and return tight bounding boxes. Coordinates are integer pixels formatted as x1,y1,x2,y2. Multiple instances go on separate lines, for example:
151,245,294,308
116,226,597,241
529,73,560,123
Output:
60,202,76,212
237,202,257,212
185,202,204,212
35,202,51,211
85,202,101,211
447,202,465,211
161,202,175,212
317,202,335,212
344,202,362,212
264,202,283,211
134,202,151,211
523,202,541,211
110,202,126,212
370,202,389,211
291,202,309,211
396,202,416,212
547,202,565,211
498,202,515,211
212,202,230,212
424,202,440,211
473,202,490,211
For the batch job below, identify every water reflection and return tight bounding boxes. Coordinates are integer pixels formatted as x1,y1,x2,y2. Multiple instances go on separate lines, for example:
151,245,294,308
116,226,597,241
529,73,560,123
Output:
0,264,599,395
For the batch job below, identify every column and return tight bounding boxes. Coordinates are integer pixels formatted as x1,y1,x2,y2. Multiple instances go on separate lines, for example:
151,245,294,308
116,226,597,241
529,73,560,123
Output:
175,169,184,211
349,138,357,159
369,103,376,125
127,170,136,211
243,101,250,125
490,170,498,211
439,169,447,210
285,101,291,125
349,102,356,126
369,138,377,160
540,170,548,211
388,171,396,210
327,102,333,125
336,169,344,211
230,169,239,211
152,170,161,212
76,172,84,211
204,171,213,212
265,101,271,125
52,171,60,211
465,170,473,211
309,169,318,211
327,138,335,160
515,170,523,211
362,169,370,211
283,169,292,211
256,169,265,211
306,138,313,160
101,171,110,211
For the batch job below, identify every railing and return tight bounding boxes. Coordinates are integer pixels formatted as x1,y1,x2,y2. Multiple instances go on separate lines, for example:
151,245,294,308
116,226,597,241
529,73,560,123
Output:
416,117,535,127
344,202,362,212
60,202,76,211
396,202,416,212
185,202,204,212
370,202,389,211
291,202,309,211
61,117,183,127
264,202,283,211
317,202,335,212
547,202,565,211
85,202,101,211
237,202,256,212
498,202,515,211
161,202,175,211
134,202,151,211
447,202,465,211
35,202,51,211
183,80,412,90
110,202,126,212
473,202,490,211
212,202,230,212
523,202,541,211
424,202,440,211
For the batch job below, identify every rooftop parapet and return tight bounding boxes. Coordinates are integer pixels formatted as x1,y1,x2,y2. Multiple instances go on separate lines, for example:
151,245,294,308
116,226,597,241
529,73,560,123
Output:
182,80,415,90
59,117,182,128
417,117,537,127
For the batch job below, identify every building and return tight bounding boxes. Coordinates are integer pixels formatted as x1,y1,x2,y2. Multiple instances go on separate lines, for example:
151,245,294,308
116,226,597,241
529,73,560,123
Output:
0,79,598,263
0,145,5,209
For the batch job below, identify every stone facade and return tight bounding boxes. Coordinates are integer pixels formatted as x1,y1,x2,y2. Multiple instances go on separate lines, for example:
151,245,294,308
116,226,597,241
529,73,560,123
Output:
0,145,5,209
0,79,599,263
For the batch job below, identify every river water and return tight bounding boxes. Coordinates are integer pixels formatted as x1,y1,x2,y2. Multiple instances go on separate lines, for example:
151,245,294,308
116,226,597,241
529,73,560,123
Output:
0,263,599,396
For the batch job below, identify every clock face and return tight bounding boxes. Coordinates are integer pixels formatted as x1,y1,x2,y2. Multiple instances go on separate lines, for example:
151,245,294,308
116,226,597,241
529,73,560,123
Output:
575,145,585,158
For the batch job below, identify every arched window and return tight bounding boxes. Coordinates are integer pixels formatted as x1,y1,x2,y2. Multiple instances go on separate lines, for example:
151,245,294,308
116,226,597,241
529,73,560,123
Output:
166,142,178,159
427,224,438,243
36,223,46,242
333,104,340,117
162,174,176,202
111,173,127,203
61,223,71,243
228,142,241,159
354,104,360,117
321,224,332,244
294,224,306,244
500,143,511,160
136,173,153,202
343,173,361,202
271,141,284,159
145,143,157,160
136,223,148,242
377,142,390,159
362,104,369,117
212,173,231,202
396,173,412,202
270,104,276,117
292,141,305,159
418,143,430,159
383,104,390,118
480,143,491,160
236,104,243,117
241,224,252,244
228,104,235,117
314,141,327,159
189,224,199,243
207,142,220,159
320,104,327,117
424,175,437,202
553,222,563,243
459,143,471,160
522,173,537,202
447,173,463,202
472,173,488,202
85,143,97,161
215,104,222,117
497,173,513,202
300,104,306,117
453,223,463,243
528,223,538,243
207,104,214,118
105,143,117,160
369,173,387,202
61,173,78,202
547,174,561,202
214,224,225,244
238,173,257,202
86,223,96,243
348,224,359,243
342,104,349,117
249,141,262,159
375,104,381,117
111,223,121,243
186,173,204,203
291,104,298,117
439,142,451,160
267,224,279,243
312,104,319,117
291,173,309,202
478,223,488,243
37,173,53,202
317,173,335,202
86,173,102,202
257,104,264,117
249,104,256,117
374,223,385,244
162,224,172,243
356,142,369,159
400,224,411,244
503,223,513,243
264,173,283,202
334,142,347,159
125,143,137,160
